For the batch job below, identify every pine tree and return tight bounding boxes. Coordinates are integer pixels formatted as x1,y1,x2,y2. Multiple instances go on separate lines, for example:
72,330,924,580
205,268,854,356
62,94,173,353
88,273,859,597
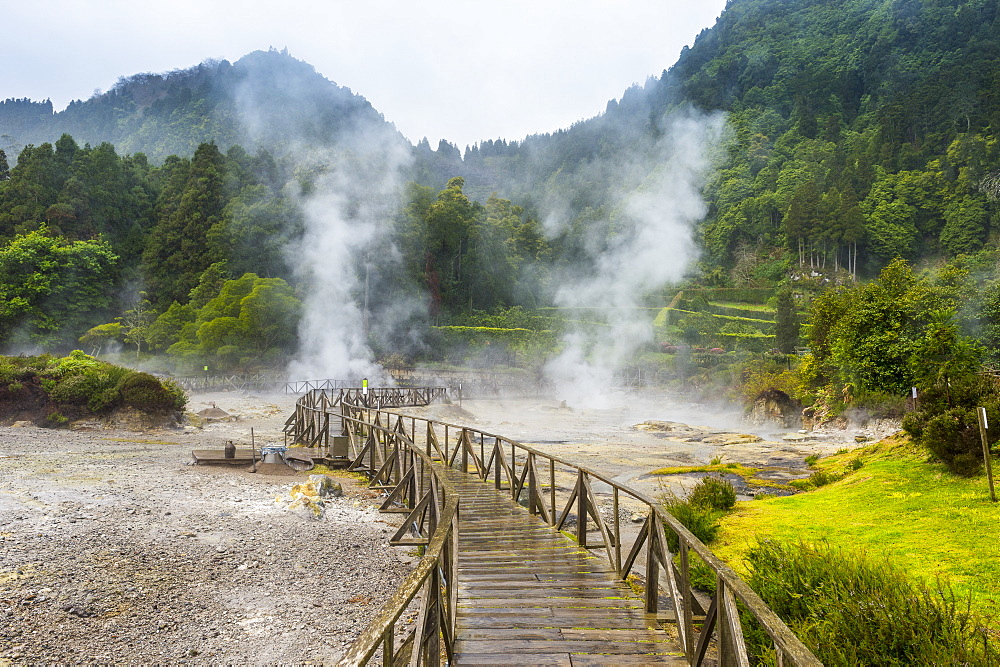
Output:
141,143,226,306
775,289,800,354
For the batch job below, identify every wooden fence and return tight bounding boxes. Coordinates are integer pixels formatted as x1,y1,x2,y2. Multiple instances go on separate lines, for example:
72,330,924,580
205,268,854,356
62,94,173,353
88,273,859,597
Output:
319,391,820,666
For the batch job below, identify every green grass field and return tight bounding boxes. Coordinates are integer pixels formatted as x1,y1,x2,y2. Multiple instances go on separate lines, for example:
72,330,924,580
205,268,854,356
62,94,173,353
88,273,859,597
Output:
710,435,1000,619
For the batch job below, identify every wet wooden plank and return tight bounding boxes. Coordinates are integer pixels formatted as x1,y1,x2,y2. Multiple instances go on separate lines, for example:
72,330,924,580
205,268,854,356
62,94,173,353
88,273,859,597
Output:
460,580,628,590
452,654,572,666
458,628,675,642
440,464,684,663
571,654,687,665
457,597,644,609
454,639,680,654
459,588,636,599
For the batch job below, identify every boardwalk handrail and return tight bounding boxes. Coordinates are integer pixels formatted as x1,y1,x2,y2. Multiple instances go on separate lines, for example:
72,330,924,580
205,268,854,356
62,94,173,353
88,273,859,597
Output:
285,387,448,447
336,407,459,665
320,390,821,666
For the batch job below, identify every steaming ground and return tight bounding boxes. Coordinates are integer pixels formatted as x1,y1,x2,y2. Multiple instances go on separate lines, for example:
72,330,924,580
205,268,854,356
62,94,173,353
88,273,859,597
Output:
395,391,895,504
0,392,410,665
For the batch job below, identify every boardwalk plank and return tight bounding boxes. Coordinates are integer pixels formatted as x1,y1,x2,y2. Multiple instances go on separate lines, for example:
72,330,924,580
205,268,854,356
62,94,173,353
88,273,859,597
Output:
441,465,684,664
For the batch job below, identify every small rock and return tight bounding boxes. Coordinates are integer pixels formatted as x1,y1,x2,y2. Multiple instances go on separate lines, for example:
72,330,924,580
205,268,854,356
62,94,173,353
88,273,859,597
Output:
309,475,343,498
63,605,94,618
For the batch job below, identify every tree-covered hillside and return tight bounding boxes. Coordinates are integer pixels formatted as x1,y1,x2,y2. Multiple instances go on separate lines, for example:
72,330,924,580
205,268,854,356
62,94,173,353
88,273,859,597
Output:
0,49,406,164
452,0,1000,278
2,0,1000,375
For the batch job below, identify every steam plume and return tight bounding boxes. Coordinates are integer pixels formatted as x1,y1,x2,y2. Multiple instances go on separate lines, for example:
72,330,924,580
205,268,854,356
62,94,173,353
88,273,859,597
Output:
544,109,726,407
286,146,413,384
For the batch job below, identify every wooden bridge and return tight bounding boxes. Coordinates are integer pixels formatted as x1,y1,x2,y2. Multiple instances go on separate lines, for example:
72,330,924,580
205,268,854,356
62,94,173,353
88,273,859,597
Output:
286,388,821,666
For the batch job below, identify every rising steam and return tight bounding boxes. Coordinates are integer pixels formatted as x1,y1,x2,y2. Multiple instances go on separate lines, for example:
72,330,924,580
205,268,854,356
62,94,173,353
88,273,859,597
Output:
544,109,727,407
285,145,413,384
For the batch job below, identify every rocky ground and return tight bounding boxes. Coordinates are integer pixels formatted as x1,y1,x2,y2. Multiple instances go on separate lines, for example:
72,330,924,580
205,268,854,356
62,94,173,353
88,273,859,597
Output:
0,392,410,666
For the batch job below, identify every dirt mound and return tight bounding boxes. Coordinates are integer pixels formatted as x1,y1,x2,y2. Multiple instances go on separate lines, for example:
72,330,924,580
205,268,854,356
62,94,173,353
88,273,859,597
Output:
197,406,232,421
250,461,300,476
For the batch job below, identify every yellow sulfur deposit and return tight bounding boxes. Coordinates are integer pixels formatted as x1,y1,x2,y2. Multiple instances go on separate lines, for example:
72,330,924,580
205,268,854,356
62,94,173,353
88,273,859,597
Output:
274,475,341,520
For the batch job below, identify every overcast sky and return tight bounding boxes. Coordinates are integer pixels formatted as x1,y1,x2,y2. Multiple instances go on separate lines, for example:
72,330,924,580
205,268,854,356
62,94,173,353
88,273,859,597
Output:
3,1,728,149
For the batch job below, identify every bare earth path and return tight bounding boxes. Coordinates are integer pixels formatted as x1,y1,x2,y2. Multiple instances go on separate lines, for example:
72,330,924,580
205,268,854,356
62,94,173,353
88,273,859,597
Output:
0,392,409,666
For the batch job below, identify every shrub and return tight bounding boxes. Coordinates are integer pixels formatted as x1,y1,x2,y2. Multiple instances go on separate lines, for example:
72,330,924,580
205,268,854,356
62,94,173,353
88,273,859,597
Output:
688,476,737,511
851,390,908,418
44,412,69,428
743,540,998,665
903,376,1000,476
159,378,188,411
49,372,102,405
808,470,840,487
117,372,180,411
660,495,720,552
0,362,15,384
847,456,864,471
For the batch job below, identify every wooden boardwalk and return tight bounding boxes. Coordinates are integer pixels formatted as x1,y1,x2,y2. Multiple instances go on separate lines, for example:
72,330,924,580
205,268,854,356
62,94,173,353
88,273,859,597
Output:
444,467,686,665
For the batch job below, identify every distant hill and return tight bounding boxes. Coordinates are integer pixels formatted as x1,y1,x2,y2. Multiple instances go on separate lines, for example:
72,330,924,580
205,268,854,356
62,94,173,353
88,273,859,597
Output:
0,49,407,163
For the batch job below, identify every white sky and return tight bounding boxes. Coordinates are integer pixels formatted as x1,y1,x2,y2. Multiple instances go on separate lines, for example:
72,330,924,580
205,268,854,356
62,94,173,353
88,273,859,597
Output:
2,0,728,149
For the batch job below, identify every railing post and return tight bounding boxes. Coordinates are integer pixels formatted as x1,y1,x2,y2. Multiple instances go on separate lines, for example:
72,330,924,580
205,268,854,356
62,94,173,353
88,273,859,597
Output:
461,429,469,474
613,487,622,573
645,515,659,614
549,459,556,526
576,472,587,548
679,542,694,657
381,628,393,667
718,575,731,666
528,453,538,515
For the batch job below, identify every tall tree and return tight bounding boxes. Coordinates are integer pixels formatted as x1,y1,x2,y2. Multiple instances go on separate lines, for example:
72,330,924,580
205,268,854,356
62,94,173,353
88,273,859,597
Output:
141,143,226,306
0,229,118,349
774,288,800,354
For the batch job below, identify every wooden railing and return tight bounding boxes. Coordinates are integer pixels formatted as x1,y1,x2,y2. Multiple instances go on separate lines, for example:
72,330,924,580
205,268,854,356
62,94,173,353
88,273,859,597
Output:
336,408,459,665
318,390,821,666
285,387,448,448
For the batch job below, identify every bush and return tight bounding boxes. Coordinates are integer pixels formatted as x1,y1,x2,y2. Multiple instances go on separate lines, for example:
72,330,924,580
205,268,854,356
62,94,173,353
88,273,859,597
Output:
688,476,737,511
743,540,998,665
808,470,840,487
0,353,187,419
118,372,182,411
903,376,1000,476
43,412,69,428
660,495,720,552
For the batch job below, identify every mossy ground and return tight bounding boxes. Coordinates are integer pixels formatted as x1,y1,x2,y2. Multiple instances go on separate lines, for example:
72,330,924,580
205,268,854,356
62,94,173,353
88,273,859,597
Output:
711,434,1000,618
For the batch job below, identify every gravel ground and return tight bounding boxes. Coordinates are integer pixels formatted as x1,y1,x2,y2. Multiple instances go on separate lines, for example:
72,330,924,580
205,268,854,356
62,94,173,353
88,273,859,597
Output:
0,393,410,666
